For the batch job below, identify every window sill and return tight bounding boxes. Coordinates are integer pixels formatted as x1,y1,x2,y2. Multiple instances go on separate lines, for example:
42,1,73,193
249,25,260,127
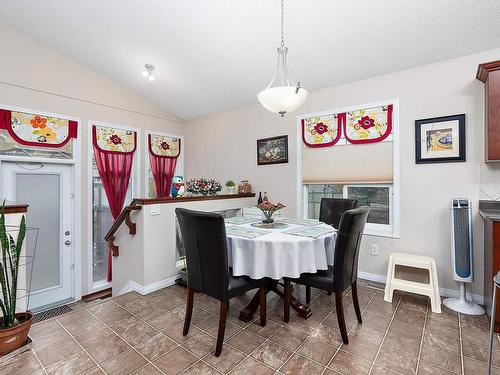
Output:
364,230,399,239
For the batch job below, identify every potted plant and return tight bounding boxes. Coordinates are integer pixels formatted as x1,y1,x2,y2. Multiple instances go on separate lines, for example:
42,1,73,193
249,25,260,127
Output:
225,181,236,195
0,206,32,356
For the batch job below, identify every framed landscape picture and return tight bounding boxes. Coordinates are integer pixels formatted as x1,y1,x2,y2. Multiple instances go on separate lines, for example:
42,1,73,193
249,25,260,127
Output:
257,135,288,165
415,114,465,164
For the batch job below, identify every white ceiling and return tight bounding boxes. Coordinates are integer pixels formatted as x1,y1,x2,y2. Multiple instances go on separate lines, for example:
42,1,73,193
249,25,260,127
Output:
1,0,500,120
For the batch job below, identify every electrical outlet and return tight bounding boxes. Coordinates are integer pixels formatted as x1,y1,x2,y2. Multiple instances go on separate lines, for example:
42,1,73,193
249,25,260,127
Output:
370,244,379,256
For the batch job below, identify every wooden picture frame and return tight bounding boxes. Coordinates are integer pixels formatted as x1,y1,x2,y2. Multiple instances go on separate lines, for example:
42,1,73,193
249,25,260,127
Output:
257,135,289,165
415,114,466,164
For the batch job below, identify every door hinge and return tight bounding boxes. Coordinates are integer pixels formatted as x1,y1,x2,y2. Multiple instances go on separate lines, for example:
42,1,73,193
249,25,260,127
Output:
70,264,75,270
70,193,75,199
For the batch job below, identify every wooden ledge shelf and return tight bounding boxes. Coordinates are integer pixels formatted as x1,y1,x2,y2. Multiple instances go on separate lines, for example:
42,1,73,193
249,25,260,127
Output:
1,203,29,214
105,193,255,256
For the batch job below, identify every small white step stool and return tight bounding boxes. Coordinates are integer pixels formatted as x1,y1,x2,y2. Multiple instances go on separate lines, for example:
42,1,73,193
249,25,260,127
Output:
384,252,442,313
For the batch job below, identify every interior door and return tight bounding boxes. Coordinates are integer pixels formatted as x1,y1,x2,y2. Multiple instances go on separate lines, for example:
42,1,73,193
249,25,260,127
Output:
1,162,74,311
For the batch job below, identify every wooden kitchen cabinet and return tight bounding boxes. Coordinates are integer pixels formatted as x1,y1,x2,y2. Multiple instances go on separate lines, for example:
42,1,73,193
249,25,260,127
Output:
477,60,500,162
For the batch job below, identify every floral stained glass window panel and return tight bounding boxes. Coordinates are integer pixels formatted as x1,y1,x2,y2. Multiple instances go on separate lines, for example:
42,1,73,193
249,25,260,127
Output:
93,126,136,153
344,105,393,144
302,114,342,147
149,134,181,158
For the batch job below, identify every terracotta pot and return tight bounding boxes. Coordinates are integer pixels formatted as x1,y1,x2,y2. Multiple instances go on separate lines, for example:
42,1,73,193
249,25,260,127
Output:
0,312,33,356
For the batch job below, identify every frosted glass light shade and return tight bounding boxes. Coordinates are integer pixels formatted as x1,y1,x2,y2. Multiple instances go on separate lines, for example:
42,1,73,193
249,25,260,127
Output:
257,86,308,116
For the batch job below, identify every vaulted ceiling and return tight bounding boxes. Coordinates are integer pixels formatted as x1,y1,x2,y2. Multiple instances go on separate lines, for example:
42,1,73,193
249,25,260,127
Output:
1,0,500,119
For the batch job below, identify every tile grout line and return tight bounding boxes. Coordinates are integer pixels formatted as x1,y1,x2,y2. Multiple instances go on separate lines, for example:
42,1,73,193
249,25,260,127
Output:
52,319,108,374
86,302,170,375
458,312,464,375
30,346,49,375
414,296,430,373
367,291,404,374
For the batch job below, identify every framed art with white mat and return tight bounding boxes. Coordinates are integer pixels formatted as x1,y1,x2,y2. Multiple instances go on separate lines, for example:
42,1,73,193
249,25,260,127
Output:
415,114,465,164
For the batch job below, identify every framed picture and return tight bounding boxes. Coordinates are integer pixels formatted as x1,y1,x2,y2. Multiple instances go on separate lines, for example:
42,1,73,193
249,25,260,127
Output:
257,135,289,165
415,114,465,164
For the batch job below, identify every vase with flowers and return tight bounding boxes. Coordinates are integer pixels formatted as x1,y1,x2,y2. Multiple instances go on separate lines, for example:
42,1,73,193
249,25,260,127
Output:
257,201,286,224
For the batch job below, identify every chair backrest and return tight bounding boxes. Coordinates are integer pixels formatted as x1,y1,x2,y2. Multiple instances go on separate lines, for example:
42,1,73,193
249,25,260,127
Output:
175,208,229,302
319,198,358,229
333,206,369,293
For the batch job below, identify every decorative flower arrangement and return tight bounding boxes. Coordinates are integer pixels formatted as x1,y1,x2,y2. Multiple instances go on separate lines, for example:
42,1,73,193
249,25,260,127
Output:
186,178,222,196
257,201,286,224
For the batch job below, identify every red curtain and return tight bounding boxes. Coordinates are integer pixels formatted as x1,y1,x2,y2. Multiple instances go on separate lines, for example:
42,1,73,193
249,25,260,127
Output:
148,134,180,198
93,127,135,281
150,156,177,197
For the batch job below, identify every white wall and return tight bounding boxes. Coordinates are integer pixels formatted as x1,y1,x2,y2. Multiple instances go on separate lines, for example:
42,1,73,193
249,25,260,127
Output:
0,24,185,296
185,48,500,296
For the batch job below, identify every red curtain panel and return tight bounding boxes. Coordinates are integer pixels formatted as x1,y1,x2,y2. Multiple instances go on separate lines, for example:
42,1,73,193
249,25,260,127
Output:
148,134,181,197
93,126,136,281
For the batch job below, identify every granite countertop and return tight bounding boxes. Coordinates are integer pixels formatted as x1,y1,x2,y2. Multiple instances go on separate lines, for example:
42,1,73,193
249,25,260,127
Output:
479,200,500,221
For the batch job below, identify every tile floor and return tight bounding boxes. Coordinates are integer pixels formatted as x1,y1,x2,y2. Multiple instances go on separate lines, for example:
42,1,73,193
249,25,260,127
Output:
0,280,498,375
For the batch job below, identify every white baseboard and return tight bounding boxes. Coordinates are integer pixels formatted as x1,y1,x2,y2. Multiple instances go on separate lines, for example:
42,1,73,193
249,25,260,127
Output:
117,274,180,296
358,271,484,305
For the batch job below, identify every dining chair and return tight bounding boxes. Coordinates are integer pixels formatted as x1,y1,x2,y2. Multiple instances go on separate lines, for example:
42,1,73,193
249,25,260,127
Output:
311,198,358,302
175,208,266,357
283,206,370,345
319,198,358,228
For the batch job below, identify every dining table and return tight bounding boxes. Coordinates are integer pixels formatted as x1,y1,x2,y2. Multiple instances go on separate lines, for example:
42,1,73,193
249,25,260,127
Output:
225,216,337,322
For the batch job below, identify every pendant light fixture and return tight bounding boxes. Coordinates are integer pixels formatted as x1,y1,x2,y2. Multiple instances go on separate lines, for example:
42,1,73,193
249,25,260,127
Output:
257,0,307,117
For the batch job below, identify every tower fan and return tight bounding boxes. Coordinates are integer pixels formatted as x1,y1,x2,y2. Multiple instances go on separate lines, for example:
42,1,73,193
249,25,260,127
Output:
443,198,484,315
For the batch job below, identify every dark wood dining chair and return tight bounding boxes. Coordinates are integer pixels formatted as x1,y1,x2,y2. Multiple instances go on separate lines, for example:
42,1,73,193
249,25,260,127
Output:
310,198,358,302
175,208,266,357
283,206,369,344
319,198,358,229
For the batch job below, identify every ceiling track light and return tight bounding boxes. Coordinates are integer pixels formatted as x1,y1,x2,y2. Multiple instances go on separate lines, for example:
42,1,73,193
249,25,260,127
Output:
142,63,155,81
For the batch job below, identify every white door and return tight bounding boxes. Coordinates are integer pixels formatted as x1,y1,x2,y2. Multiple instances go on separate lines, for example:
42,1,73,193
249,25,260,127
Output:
1,162,74,311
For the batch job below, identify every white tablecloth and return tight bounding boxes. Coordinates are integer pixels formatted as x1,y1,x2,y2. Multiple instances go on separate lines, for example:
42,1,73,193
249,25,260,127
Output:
226,219,336,280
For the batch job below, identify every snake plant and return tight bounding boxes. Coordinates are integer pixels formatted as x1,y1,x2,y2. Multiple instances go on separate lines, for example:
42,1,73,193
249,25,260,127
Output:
0,204,26,328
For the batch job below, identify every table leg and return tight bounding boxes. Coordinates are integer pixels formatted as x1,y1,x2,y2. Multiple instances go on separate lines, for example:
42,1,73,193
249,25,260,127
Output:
238,281,312,322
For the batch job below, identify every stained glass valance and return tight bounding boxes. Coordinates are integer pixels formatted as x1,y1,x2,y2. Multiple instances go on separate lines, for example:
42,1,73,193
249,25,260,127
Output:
302,104,393,147
0,108,78,148
301,114,343,148
148,134,181,158
92,125,136,154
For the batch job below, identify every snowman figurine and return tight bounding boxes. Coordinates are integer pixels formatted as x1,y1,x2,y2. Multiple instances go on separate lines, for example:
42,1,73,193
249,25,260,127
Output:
171,176,185,198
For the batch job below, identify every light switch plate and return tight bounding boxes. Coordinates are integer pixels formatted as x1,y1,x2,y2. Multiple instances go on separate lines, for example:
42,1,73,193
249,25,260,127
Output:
150,204,161,216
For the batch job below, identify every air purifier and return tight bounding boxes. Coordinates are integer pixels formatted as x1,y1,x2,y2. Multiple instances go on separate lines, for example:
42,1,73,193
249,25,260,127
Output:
443,198,485,315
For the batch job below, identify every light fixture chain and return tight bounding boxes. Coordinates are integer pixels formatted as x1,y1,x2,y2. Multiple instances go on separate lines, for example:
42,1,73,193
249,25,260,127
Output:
281,0,285,47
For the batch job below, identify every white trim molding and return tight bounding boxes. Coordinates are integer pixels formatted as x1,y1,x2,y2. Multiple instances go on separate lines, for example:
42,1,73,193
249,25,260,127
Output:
116,275,180,296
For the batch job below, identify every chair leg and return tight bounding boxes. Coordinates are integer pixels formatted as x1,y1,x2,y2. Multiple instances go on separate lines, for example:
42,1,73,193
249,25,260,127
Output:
215,301,228,357
183,288,194,336
306,285,311,304
351,281,362,324
284,279,291,323
335,292,349,344
259,285,266,327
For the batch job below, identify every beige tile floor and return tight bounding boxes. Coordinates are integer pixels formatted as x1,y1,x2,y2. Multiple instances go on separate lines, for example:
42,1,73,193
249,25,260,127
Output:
0,280,498,375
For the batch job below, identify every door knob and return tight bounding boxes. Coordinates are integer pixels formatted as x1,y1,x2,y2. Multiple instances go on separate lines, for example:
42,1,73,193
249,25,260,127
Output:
64,240,71,246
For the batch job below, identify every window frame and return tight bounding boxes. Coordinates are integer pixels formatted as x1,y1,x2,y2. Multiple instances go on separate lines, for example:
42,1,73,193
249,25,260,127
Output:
144,130,184,198
296,98,400,239
343,183,393,237
87,121,141,293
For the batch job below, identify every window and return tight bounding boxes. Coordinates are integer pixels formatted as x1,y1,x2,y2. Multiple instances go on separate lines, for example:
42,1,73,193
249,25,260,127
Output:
0,129,74,159
146,133,184,198
91,158,135,285
305,183,393,236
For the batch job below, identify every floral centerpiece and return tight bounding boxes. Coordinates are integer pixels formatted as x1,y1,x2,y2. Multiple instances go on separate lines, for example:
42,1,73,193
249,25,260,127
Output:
257,201,286,224
186,178,222,196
